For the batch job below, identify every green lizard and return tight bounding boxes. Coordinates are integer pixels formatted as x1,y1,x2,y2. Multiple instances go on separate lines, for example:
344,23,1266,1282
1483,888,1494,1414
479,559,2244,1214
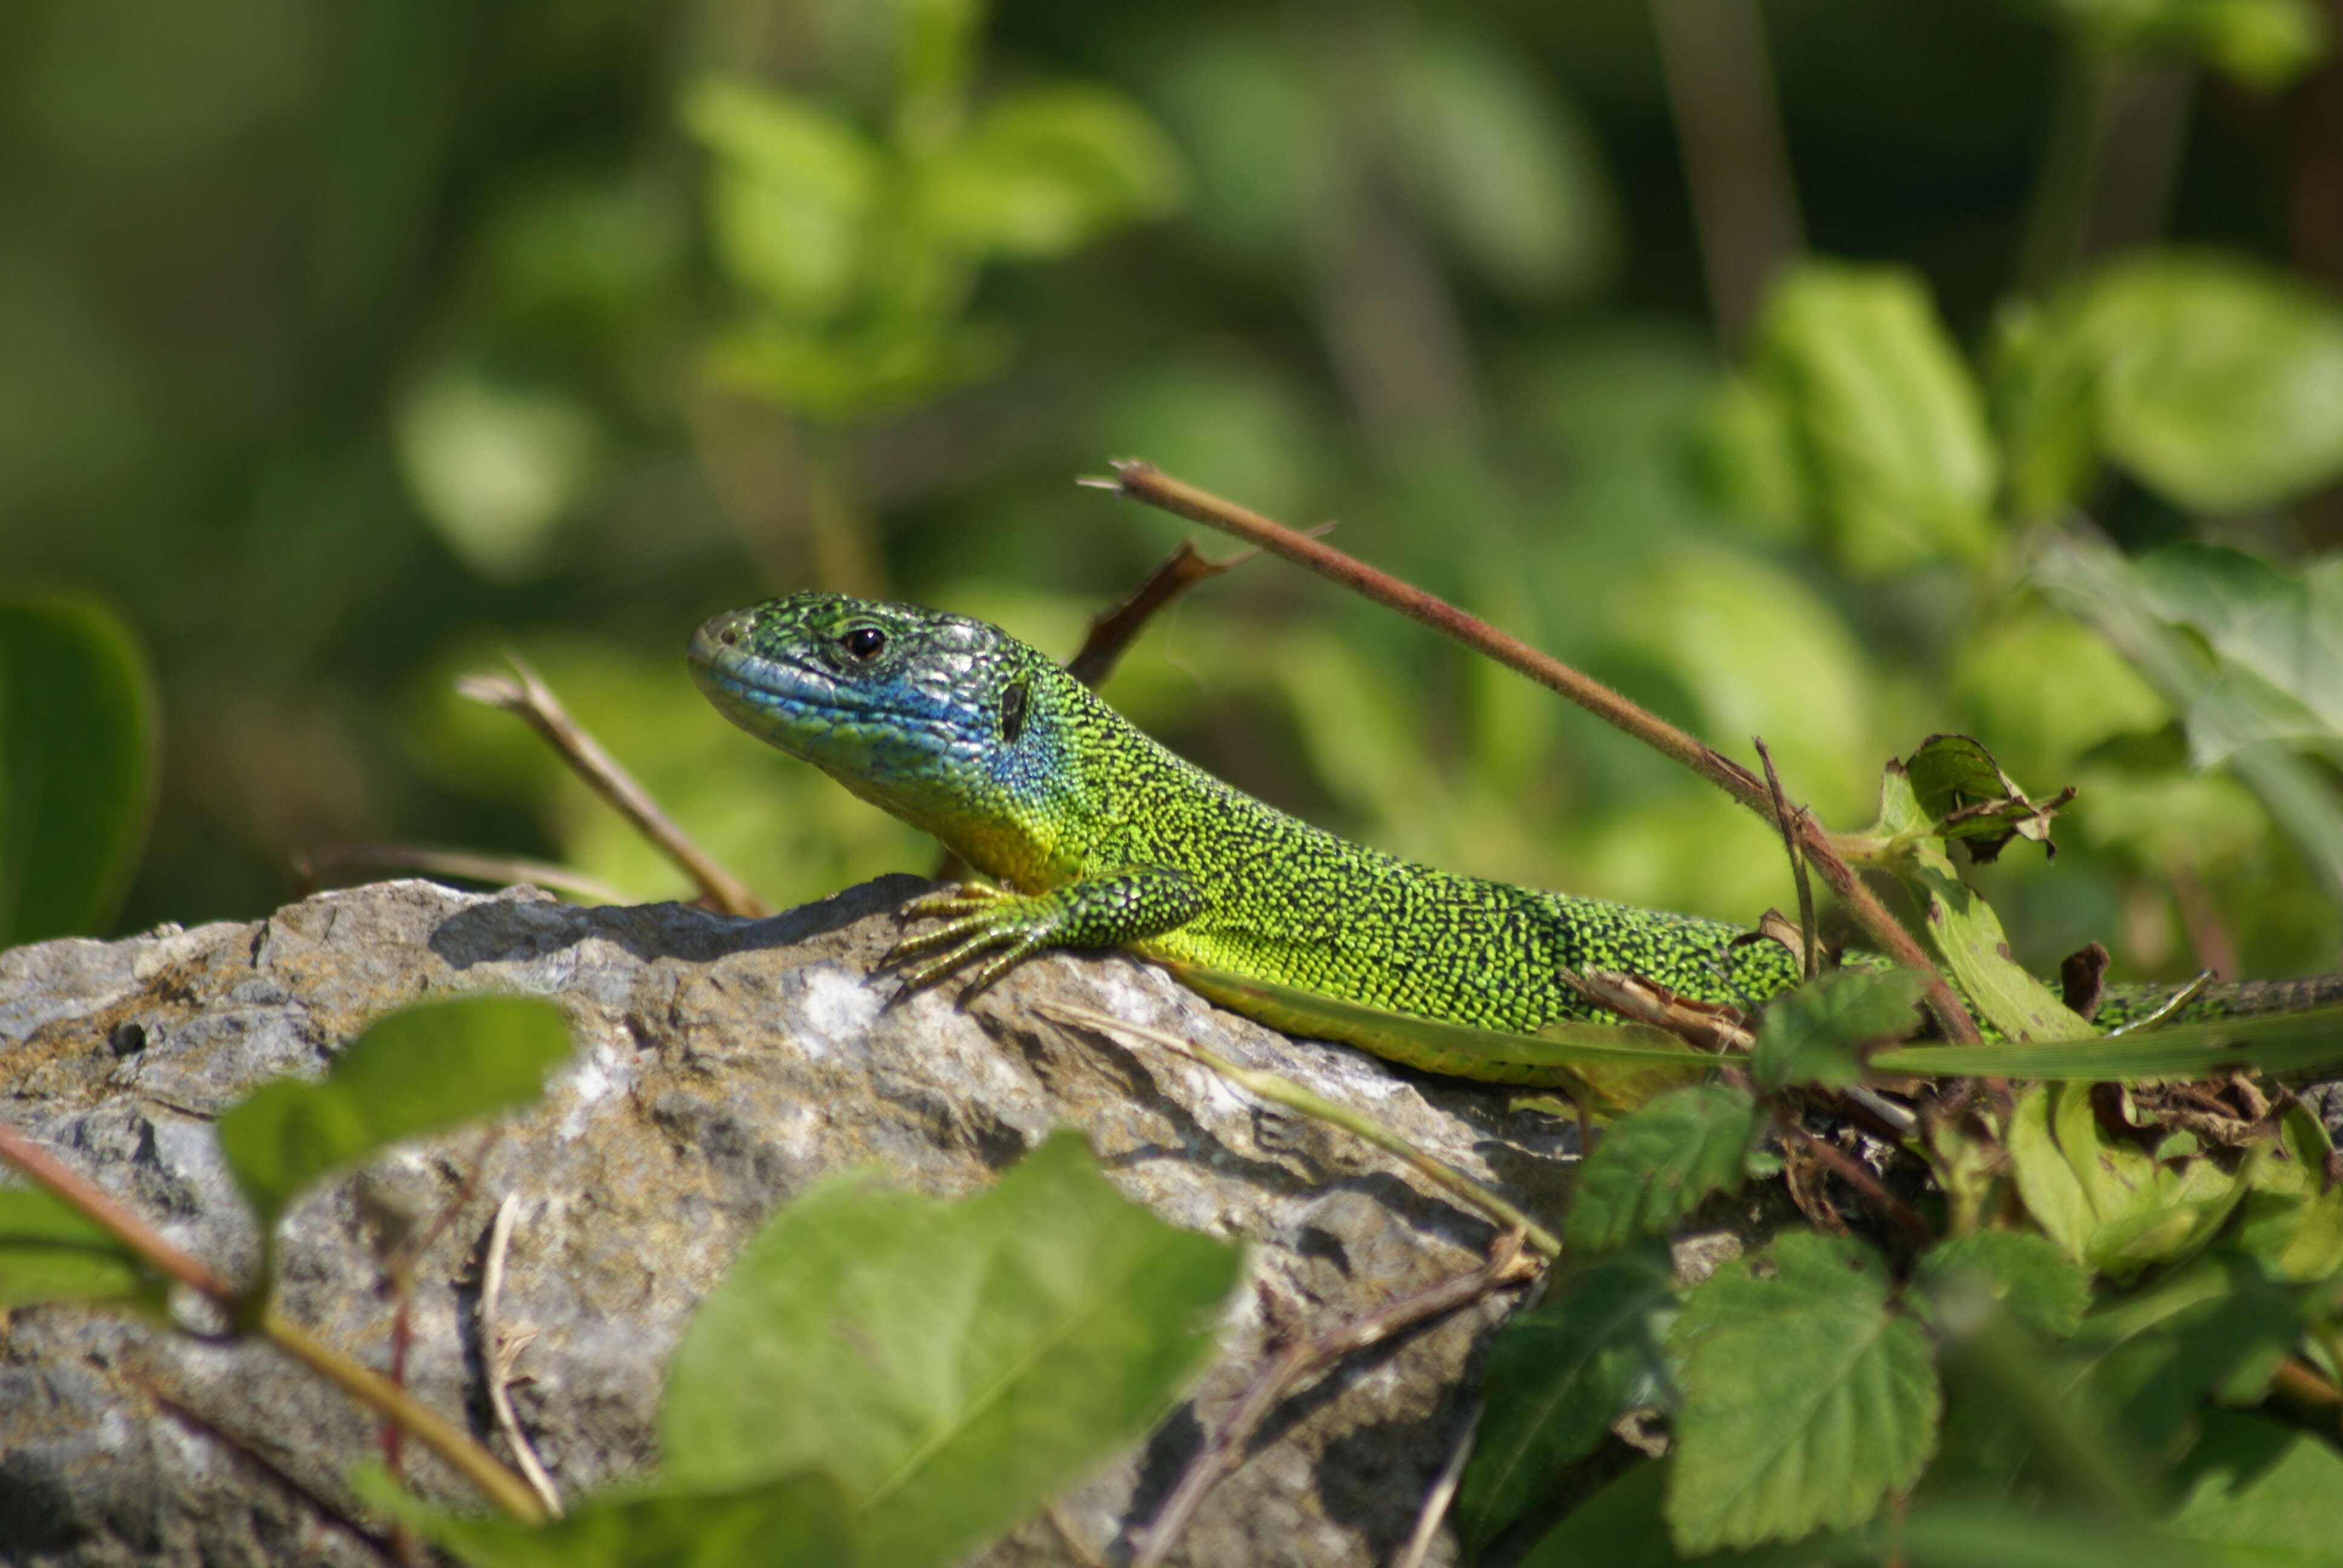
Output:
687,592,2336,1084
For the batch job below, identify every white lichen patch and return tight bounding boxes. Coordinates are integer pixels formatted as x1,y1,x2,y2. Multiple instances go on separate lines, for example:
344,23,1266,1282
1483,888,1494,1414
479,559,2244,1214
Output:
795,964,883,1054
554,1034,633,1141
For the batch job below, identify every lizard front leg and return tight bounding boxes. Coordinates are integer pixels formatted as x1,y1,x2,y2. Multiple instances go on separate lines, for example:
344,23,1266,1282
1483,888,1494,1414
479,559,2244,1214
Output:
884,869,1206,994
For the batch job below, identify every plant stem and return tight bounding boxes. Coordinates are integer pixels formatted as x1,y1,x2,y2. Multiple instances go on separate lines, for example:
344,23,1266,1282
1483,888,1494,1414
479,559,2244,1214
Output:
1089,460,1979,1042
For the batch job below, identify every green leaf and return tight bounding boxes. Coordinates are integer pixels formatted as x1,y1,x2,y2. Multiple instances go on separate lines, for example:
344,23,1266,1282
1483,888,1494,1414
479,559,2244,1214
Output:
216,996,573,1235
2076,1254,2309,1462
1666,1231,1940,1553
1752,969,1930,1094
1565,1086,1763,1252
2030,0,2327,89
2231,1104,2343,1281
2167,1411,2343,1566
1518,1459,1856,1567
0,1185,162,1312
0,595,159,946
1458,1243,1676,1553
2130,543,2343,759
355,1463,859,1568
2005,1082,2255,1281
2032,531,2343,912
1948,612,2169,783
1395,28,1619,302
1864,761,2094,1044
1751,260,2001,578
1874,1003,2343,1081
685,78,883,323
1902,733,2074,864
660,1131,1242,1568
1916,1231,2091,1342
924,85,1187,260
2054,254,2343,512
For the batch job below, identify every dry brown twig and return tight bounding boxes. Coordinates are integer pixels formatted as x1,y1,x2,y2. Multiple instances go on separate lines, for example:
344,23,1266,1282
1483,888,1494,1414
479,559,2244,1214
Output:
1128,1232,1536,1568
482,1193,564,1517
0,1119,549,1524
456,656,769,918
1087,459,1979,1044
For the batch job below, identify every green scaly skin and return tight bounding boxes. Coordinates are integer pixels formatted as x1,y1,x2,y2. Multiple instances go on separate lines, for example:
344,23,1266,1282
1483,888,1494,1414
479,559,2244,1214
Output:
687,593,2338,1083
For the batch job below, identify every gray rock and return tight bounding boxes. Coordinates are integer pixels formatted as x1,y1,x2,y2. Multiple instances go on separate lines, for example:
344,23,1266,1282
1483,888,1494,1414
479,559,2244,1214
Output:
0,878,1584,1567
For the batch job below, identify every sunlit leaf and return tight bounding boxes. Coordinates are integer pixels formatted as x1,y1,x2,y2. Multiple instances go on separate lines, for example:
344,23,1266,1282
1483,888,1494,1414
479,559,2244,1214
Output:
1915,1230,2091,1342
925,85,1187,259
685,78,882,323
661,1131,1242,1568
1458,1243,1675,1553
2168,1411,2343,1566
2231,1104,2343,1281
356,1463,859,1568
1751,260,2000,577
1902,732,2074,863
216,996,574,1235
1751,969,1928,1094
1565,1086,1761,1252
0,595,159,946
1948,611,2169,783
0,1185,162,1313
1666,1231,1939,1552
1517,1459,1861,1567
2129,543,2343,759
1862,760,2094,1044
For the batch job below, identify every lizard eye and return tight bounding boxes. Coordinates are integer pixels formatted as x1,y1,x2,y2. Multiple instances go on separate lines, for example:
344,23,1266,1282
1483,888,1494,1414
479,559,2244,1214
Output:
842,626,886,661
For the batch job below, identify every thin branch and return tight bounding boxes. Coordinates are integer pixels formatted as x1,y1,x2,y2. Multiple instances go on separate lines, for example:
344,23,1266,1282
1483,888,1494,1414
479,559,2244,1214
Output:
0,1119,548,1525
1772,1111,1929,1249
1066,541,1234,688
482,1194,563,1517
457,657,769,918
1754,737,1819,982
1391,1402,1480,1568
1129,1235,1533,1568
140,1380,404,1567
1087,460,1978,1043
1040,1001,1561,1258
298,844,631,907
0,1119,236,1301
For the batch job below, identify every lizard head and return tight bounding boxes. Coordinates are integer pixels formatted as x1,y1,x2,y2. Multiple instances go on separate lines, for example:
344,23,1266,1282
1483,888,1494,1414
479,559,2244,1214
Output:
687,592,1063,861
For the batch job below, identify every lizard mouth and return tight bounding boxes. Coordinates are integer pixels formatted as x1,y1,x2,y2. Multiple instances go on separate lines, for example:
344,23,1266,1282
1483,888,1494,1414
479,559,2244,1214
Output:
686,612,957,753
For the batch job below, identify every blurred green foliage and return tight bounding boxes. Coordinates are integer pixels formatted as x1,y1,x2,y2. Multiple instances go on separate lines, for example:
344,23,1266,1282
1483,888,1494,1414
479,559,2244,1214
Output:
6,0,2343,1001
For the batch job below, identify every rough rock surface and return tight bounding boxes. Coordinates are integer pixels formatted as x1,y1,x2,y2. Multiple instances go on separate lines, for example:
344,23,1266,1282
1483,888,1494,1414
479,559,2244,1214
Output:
0,877,1586,1567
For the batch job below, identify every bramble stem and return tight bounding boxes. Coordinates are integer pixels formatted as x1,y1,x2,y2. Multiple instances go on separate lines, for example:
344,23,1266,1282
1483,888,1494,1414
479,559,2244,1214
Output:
1089,460,1979,1042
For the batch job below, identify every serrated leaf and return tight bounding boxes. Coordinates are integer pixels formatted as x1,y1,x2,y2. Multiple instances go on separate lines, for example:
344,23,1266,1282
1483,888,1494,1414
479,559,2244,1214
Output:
2167,1411,2343,1566
355,1463,859,1568
661,1131,1242,1568
216,996,573,1236
1666,1231,1941,1553
1752,260,2001,577
0,1186,162,1312
0,595,159,946
1916,1231,2092,1342
1458,1243,1676,1553
1751,969,1930,1094
1517,1459,1858,1567
1565,1086,1761,1252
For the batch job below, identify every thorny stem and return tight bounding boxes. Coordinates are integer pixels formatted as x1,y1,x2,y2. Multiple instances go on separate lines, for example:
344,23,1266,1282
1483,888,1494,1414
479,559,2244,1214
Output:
456,656,770,918
1040,1001,1562,1258
0,1119,549,1526
1090,460,1979,1043
1127,1235,1533,1568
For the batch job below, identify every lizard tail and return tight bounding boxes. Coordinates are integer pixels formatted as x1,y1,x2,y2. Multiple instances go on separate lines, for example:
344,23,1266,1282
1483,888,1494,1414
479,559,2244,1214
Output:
2097,973,2343,1029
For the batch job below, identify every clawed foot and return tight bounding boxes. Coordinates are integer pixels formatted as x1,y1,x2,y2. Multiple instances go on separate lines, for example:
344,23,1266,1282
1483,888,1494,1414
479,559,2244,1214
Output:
884,883,1054,996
